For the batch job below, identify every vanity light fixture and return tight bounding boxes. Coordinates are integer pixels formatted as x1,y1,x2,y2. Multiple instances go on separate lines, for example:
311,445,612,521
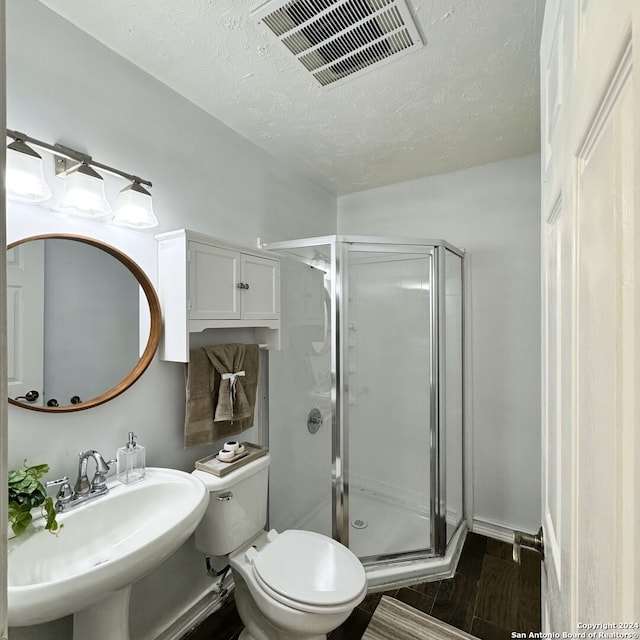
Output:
6,137,53,203
58,162,112,219
5,129,157,229
113,181,158,229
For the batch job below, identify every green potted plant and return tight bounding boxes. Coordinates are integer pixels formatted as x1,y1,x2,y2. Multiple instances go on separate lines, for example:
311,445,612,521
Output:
8,462,61,536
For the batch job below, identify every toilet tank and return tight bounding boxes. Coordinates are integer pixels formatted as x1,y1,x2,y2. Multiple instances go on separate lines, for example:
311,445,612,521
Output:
192,453,270,557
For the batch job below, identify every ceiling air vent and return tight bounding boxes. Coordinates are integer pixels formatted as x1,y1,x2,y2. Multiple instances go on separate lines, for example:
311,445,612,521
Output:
253,0,424,87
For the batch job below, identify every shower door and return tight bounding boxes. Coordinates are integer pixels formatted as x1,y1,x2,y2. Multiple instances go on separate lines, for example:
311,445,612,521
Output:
267,239,336,538
340,242,435,561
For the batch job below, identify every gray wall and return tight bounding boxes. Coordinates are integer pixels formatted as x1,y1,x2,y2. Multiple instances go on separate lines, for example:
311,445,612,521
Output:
338,153,542,537
6,2,335,638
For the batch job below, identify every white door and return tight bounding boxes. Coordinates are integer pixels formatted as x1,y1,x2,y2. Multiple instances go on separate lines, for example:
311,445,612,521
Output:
1,2,8,636
6,240,45,406
540,0,640,630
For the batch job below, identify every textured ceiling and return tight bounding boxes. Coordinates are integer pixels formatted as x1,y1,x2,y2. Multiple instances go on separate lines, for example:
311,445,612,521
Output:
38,0,544,195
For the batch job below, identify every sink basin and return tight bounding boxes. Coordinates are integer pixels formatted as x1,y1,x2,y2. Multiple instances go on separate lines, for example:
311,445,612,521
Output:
8,467,208,634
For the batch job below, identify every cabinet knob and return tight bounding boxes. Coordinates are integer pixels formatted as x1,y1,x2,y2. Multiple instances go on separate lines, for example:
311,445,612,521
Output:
237,282,250,290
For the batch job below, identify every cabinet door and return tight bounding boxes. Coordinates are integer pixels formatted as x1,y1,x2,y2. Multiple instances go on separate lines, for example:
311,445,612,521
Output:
189,242,241,320
240,254,279,320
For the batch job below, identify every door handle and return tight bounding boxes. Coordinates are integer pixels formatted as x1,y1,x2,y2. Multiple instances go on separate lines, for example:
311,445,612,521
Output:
513,526,544,564
15,389,39,402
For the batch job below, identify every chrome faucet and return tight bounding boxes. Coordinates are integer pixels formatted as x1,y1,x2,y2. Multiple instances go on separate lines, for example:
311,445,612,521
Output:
75,450,111,496
46,451,115,513
45,476,74,512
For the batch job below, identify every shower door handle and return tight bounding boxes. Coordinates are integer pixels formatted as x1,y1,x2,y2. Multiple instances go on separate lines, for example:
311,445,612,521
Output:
307,408,323,434
513,526,544,564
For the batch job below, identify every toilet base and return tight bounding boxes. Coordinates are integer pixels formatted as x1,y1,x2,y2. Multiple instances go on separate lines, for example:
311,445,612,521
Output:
233,573,329,640
238,629,325,640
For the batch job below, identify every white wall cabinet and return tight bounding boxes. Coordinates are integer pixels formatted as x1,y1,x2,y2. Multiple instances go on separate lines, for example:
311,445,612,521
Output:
156,229,280,361
188,242,279,321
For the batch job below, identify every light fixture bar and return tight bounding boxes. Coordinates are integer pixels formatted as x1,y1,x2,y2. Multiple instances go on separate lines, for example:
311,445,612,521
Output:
6,129,152,188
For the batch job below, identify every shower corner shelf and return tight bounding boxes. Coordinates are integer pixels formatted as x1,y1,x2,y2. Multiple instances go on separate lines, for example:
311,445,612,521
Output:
155,229,281,362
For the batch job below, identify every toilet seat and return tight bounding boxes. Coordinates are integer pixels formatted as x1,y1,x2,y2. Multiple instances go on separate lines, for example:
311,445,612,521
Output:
245,530,366,613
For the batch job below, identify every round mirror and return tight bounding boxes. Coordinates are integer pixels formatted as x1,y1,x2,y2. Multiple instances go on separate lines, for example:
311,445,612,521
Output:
7,234,162,412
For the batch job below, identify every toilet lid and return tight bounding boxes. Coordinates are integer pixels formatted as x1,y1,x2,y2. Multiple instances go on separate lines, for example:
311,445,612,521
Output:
251,530,366,607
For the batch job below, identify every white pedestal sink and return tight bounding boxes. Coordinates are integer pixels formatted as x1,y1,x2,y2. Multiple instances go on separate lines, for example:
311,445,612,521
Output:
8,467,208,639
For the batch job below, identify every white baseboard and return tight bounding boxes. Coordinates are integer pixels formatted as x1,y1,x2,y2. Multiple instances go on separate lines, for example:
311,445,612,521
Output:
471,517,515,544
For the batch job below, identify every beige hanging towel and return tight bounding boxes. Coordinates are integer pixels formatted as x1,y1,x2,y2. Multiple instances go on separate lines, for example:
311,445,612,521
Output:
184,343,259,448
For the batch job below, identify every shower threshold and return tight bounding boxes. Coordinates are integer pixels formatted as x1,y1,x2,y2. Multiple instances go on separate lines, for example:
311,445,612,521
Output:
364,521,467,591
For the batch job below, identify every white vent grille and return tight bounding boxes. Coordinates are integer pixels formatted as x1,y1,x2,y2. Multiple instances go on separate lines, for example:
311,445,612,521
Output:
253,0,424,87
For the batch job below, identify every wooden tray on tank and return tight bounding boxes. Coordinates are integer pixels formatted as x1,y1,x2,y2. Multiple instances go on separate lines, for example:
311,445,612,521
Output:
195,442,268,477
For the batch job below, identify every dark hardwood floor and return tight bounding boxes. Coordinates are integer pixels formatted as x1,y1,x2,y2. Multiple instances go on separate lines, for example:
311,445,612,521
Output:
181,533,541,640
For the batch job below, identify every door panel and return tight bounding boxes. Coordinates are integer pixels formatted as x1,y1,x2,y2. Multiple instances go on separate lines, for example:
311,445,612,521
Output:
543,198,562,582
241,254,279,320
574,109,616,619
6,241,44,405
575,73,628,621
540,0,639,628
345,248,432,559
189,242,240,320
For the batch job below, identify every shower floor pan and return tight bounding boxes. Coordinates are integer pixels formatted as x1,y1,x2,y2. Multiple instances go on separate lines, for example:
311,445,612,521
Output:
348,490,429,559
295,490,467,591
298,490,431,558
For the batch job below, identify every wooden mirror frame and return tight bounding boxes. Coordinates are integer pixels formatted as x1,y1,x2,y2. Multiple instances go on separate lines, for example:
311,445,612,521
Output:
8,234,162,412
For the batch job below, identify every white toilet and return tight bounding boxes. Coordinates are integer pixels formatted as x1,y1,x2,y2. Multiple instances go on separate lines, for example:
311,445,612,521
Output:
193,452,367,640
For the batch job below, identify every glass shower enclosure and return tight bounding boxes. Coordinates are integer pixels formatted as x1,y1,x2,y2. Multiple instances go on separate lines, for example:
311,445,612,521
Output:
265,236,464,588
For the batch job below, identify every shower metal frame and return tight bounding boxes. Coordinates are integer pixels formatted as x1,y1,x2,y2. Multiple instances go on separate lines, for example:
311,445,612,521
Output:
262,235,465,573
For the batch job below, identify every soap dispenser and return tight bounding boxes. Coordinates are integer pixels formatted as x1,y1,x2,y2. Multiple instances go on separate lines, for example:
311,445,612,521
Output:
117,431,146,485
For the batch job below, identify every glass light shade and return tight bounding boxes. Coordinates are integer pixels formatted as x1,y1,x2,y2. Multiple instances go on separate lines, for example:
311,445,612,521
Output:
6,141,53,203
58,163,111,219
113,182,158,229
